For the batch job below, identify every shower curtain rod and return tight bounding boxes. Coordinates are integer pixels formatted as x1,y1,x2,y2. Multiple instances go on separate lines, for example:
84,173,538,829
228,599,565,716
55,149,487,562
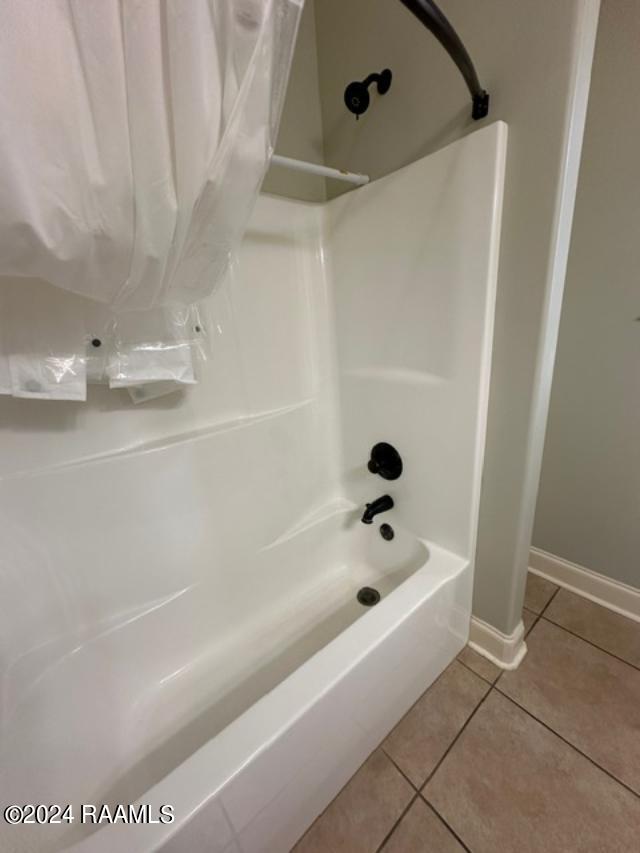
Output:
271,154,370,186
397,0,489,120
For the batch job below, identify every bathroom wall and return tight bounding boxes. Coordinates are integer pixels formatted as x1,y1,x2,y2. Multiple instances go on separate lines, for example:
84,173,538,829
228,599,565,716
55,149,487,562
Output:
262,0,326,202
533,0,640,588
314,0,599,633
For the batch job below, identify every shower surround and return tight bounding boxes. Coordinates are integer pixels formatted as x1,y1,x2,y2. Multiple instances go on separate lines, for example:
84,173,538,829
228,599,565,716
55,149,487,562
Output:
0,123,507,853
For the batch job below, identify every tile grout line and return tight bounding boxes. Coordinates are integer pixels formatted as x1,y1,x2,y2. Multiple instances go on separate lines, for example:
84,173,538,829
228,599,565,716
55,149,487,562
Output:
381,747,421,792
416,682,500,852
417,689,495,852
455,654,499,686
420,682,493,791
523,606,542,637
540,614,640,674
420,795,473,853
520,583,561,637
375,793,418,853
538,584,561,617
495,687,640,801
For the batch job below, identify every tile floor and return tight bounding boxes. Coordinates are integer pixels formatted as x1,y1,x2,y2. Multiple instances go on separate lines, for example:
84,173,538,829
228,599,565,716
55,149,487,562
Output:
293,573,640,852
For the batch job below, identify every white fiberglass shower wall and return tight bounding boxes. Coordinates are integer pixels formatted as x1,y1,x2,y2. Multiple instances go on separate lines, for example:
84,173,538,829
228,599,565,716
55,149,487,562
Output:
0,122,506,853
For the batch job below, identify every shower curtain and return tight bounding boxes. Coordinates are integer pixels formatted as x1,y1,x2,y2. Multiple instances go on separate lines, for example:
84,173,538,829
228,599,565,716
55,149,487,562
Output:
0,0,302,400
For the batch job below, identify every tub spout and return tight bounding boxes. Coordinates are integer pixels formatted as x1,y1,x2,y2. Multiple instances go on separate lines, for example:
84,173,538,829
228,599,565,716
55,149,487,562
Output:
361,494,394,524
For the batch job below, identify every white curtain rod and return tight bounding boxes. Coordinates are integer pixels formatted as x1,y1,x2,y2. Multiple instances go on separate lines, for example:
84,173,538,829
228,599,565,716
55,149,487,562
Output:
271,154,369,186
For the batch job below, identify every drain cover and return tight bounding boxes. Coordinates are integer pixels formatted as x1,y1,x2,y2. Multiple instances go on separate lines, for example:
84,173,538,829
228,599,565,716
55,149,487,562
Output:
380,523,394,541
357,586,381,607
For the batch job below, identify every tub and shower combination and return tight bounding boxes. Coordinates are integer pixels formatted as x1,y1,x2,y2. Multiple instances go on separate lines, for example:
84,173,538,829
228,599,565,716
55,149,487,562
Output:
0,123,506,852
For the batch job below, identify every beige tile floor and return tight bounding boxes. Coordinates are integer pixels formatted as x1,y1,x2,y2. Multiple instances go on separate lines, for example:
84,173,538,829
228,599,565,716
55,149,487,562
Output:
294,573,640,852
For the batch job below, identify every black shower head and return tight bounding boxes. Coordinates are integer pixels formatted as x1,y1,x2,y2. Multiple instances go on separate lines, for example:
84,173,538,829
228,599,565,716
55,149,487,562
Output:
344,80,370,117
344,69,392,117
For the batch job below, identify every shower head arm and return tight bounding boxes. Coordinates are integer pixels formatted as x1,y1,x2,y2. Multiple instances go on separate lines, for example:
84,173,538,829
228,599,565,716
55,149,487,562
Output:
396,0,489,120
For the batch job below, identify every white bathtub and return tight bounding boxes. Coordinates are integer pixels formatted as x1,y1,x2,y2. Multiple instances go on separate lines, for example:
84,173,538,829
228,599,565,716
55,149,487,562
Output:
0,420,469,853
67,511,469,853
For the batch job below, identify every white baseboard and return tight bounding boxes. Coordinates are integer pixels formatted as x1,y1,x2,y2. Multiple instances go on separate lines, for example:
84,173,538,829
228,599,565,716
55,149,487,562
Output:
529,548,640,623
468,616,527,670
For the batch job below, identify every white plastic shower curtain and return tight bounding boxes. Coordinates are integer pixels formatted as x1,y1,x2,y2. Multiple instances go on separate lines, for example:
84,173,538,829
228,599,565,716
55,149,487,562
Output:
0,0,302,400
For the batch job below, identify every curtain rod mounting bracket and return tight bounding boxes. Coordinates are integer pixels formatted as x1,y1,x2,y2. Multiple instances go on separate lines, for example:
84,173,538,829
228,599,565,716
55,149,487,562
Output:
472,91,490,121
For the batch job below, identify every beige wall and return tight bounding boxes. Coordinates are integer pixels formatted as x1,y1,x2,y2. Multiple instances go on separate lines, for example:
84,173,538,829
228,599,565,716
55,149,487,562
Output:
533,0,640,589
262,0,327,202
314,0,597,633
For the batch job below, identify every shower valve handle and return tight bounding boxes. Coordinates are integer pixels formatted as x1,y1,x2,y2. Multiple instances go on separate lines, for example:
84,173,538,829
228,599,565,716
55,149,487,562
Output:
367,442,403,480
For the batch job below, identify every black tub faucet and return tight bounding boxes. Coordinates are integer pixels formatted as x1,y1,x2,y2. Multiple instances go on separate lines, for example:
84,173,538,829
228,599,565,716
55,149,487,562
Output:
361,495,394,524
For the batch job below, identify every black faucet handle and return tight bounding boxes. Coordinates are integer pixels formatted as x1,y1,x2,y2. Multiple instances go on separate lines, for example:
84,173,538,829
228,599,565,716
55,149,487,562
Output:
368,443,403,480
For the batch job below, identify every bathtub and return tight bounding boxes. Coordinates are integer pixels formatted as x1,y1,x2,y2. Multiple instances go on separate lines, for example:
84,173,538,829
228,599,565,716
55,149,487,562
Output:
0,417,470,853
67,509,470,853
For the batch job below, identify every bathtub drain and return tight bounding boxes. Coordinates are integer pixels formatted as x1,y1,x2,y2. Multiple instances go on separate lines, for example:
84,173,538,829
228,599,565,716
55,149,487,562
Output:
357,586,381,607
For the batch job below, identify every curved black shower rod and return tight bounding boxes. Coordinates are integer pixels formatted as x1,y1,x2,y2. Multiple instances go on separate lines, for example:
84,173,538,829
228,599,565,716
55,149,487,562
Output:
397,0,489,120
